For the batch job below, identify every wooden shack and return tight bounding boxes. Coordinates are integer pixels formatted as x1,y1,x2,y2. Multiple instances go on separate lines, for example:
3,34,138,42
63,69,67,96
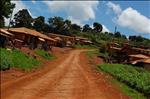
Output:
75,36,93,45
7,27,56,50
0,29,14,48
47,33,76,47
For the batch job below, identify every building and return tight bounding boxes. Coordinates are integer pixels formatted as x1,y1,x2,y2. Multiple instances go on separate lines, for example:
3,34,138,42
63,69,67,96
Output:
7,27,56,50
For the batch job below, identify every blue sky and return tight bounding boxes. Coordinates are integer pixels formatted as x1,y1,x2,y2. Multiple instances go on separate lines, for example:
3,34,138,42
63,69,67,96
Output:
8,1,150,38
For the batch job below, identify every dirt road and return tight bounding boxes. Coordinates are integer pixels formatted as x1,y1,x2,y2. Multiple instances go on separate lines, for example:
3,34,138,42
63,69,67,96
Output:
1,50,128,99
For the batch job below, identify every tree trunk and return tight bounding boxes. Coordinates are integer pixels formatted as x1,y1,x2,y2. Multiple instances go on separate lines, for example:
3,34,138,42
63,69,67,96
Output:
0,16,4,28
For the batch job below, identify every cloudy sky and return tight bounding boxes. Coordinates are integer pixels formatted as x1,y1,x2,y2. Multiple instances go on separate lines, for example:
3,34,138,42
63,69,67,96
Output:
5,0,150,38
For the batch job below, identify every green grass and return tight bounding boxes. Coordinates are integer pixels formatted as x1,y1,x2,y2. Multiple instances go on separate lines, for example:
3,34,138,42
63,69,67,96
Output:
74,44,97,49
0,48,41,71
97,64,150,97
86,49,99,58
35,49,55,60
111,79,146,99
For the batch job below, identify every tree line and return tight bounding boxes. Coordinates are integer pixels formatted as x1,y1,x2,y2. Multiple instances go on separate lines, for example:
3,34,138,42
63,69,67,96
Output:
0,0,149,47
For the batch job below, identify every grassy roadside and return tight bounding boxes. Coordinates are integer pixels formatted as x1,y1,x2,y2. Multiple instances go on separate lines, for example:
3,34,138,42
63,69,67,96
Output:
0,48,41,71
97,64,149,98
111,78,146,99
35,49,56,60
85,50,147,99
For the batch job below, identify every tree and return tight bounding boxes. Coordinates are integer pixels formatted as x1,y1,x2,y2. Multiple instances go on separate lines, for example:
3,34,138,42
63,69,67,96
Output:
93,22,103,33
33,16,45,32
13,9,33,28
114,31,121,38
71,24,81,32
48,16,65,34
82,24,92,32
0,0,15,27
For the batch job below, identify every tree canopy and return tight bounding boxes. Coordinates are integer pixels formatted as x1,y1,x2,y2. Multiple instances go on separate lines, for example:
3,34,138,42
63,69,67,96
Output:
13,9,33,28
0,0,15,28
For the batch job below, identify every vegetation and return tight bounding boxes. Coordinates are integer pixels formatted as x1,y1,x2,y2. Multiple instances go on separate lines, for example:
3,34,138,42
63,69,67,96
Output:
111,79,146,99
12,9,33,28
97,64,150,97
35,49,55,60
0,0,15,28
74,44,97,49
0,48,41,71
86,49,99,58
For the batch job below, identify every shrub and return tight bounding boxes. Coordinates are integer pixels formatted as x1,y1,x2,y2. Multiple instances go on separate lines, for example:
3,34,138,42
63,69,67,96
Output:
35,49,55,60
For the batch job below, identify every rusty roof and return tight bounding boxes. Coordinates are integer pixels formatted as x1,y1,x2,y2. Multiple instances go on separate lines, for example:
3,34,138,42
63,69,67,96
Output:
7,27,56,42
48,33,75,39
0,29,14,36
129,54,150,59
131,58,150,64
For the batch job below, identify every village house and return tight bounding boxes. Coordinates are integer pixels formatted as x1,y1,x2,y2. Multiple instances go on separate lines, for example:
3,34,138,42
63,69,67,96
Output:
6,27,56,50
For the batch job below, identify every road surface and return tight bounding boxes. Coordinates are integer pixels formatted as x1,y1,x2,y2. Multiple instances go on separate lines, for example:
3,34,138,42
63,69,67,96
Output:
1,50,128,99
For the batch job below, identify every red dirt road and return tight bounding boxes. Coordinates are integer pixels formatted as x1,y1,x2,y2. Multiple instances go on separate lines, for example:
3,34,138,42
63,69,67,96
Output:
1,50,129,99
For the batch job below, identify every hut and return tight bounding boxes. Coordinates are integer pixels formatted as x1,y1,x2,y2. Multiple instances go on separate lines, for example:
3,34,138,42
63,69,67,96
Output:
0,29,14,48
75,36,93,45
7,27,56,50
47,33,76,47
131,58,150,71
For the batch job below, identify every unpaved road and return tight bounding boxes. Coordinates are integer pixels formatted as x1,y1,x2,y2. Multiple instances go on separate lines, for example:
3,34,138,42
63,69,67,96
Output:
1,50,128,99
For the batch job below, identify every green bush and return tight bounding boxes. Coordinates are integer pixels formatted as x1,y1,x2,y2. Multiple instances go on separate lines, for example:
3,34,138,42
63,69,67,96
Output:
35,49,55,60
97,64,150,96
0,48,41,71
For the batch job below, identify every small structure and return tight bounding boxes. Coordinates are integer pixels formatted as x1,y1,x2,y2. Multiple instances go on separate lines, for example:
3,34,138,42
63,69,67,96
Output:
0,29,14,48
47,33,76,47
75,36,93,45
7,27,56,50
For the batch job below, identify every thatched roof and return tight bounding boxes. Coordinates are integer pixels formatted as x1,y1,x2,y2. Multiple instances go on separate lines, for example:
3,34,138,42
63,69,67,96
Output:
7,27,56,42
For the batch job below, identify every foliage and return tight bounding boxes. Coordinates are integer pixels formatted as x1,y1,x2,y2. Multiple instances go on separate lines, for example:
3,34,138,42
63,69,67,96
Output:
86,50,99,58
97,64,150,96
129,35,150,48
111,79,146,99
0,48,41,71
13,9,33,28
93,22,103,33
73,44,97,49
0,0,15,27
33,16,45,32
35,49,55,60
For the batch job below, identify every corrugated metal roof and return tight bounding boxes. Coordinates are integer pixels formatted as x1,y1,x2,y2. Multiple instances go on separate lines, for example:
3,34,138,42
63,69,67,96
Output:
7,27,56,42
129,54,149,59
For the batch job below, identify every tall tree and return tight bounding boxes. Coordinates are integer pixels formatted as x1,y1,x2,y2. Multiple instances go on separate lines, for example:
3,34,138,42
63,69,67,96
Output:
82,24,92,32
13,9,33,28
33,16,45,32
114,31,121,38
93,22,103,33
48,16,65,34
0,0,15,28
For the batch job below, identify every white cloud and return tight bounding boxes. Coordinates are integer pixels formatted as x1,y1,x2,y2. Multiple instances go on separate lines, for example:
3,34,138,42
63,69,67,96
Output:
43,1,99,25
102,25,110,32
107,2,150,34
32,0,36,4
107,2,122,15
117,7,150,34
